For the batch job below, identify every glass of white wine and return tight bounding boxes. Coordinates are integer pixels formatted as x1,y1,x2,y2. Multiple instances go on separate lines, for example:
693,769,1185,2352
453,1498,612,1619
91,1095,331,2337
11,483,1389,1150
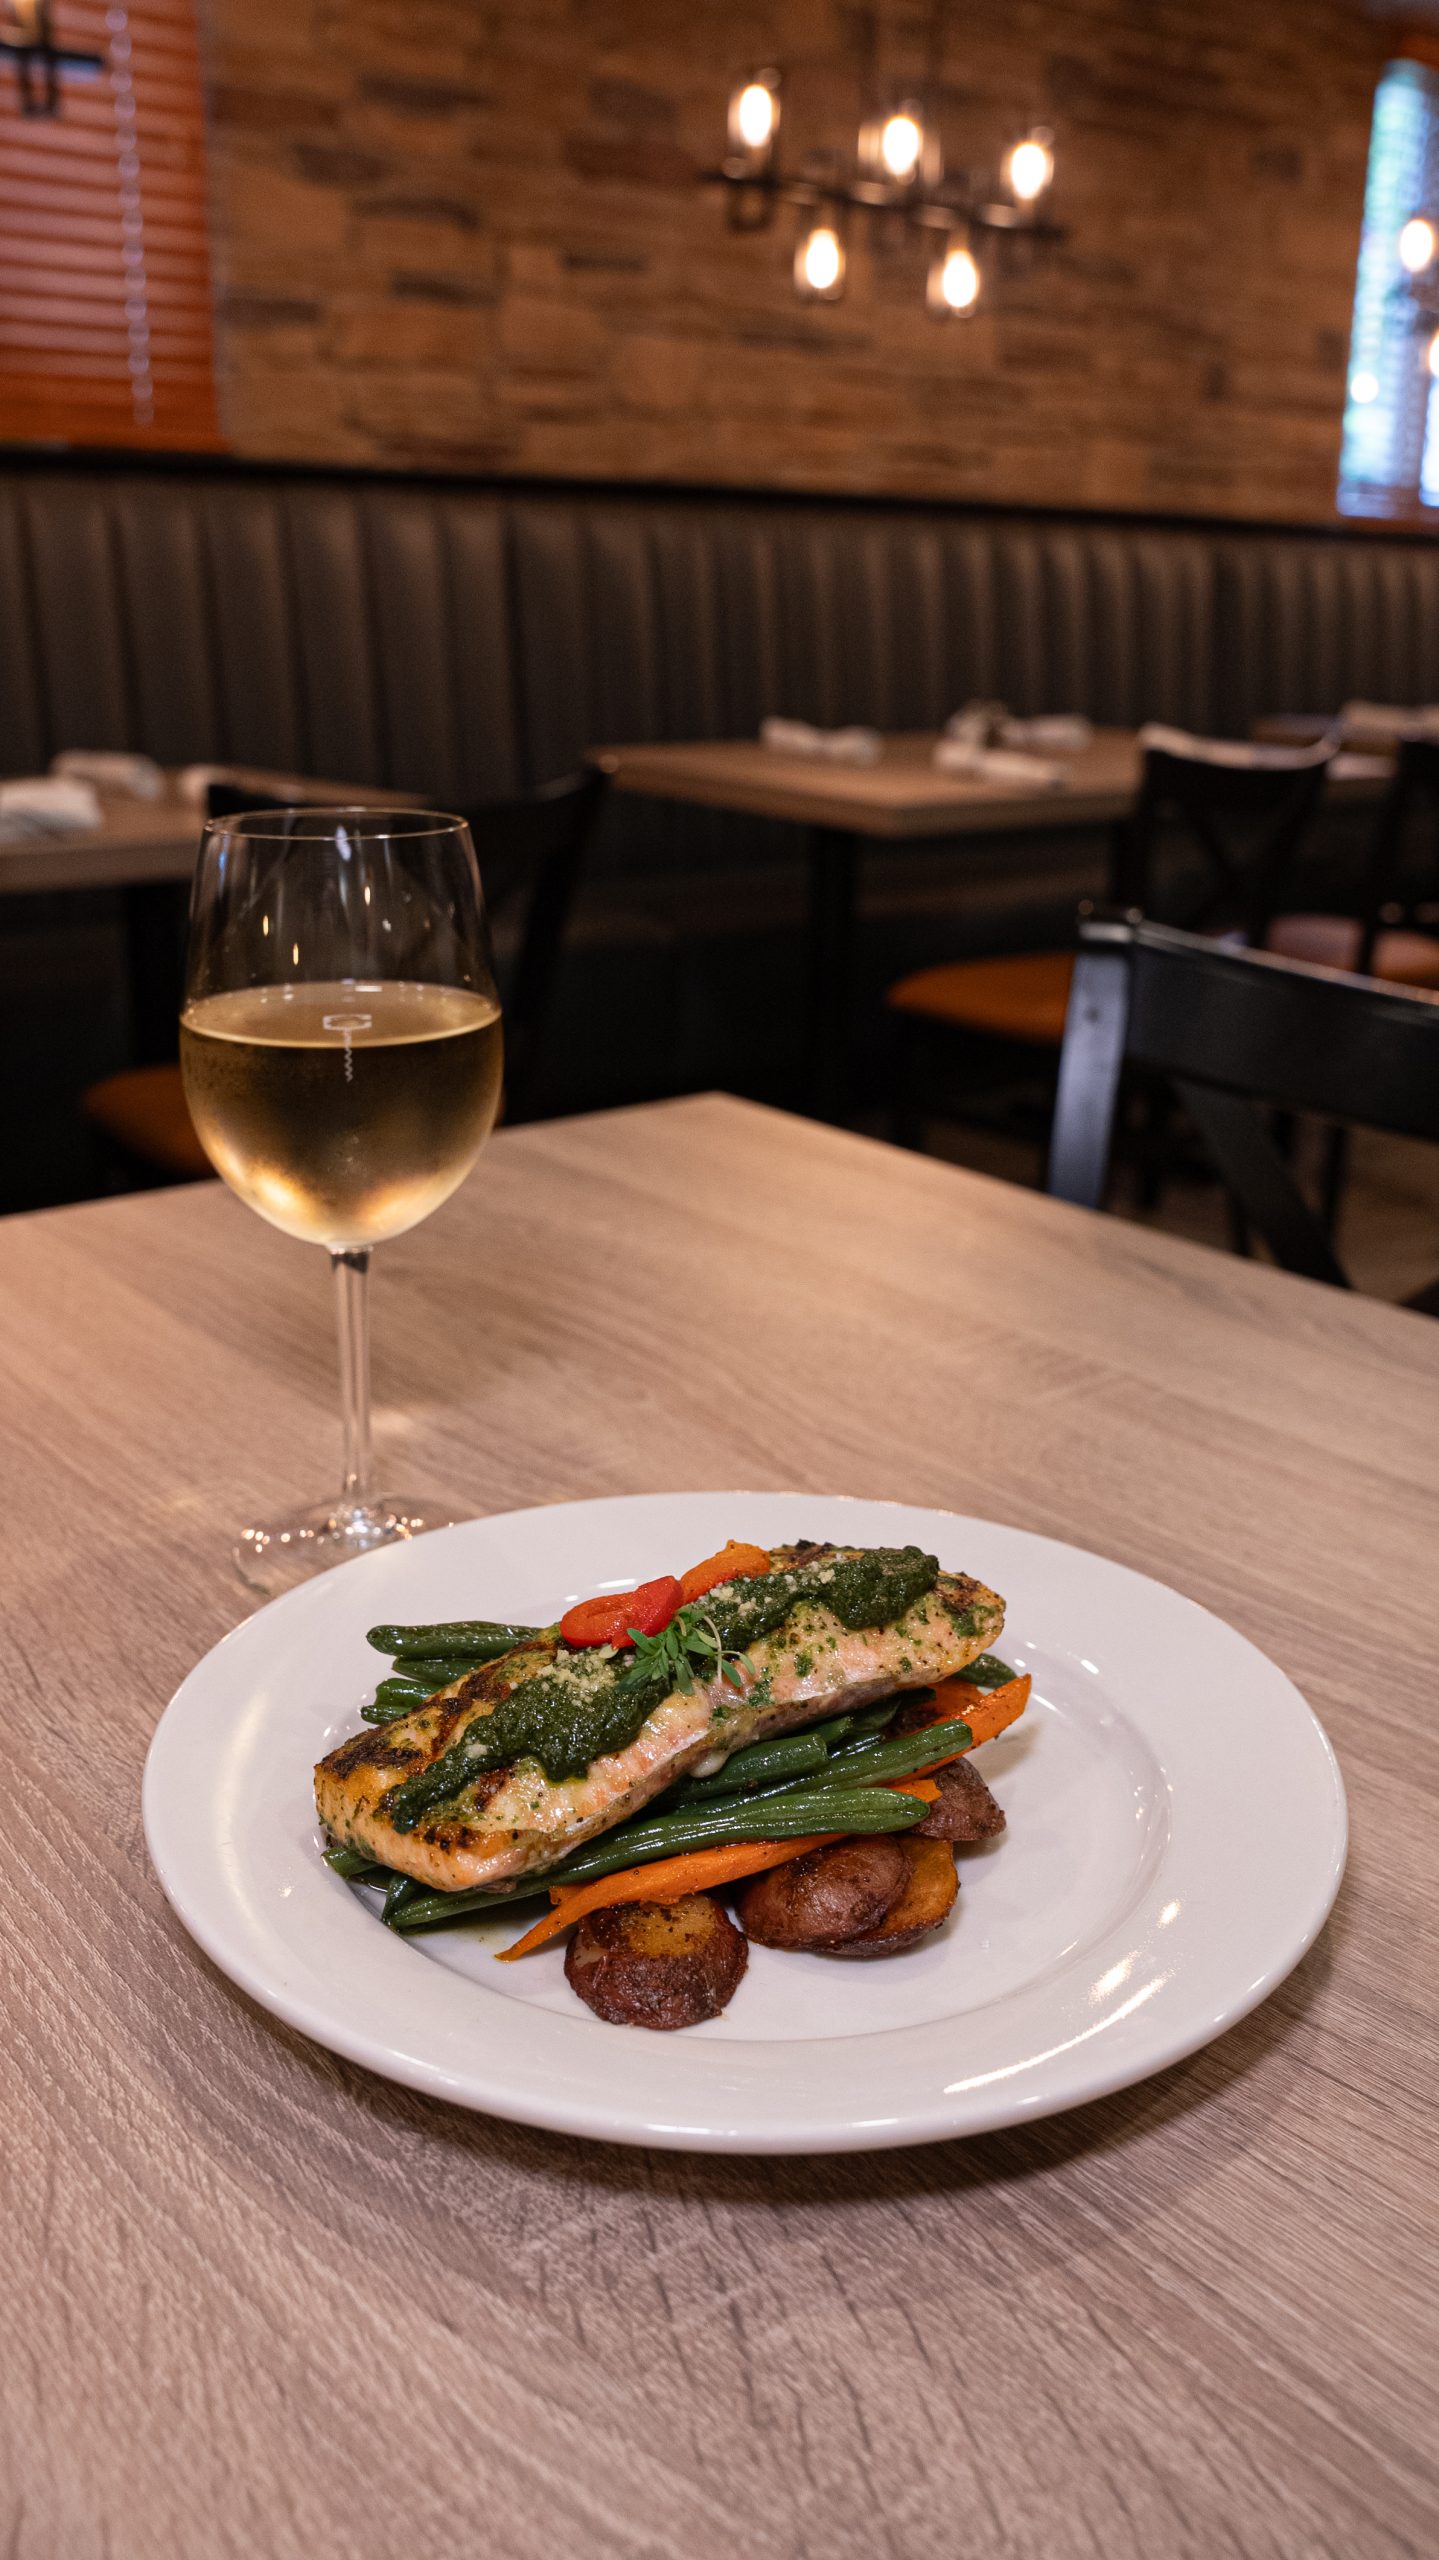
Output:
181,807,503,1593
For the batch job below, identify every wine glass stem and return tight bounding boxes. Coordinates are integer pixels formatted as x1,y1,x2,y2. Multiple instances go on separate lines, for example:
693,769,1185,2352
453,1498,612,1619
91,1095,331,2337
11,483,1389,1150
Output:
331,1247,373,1506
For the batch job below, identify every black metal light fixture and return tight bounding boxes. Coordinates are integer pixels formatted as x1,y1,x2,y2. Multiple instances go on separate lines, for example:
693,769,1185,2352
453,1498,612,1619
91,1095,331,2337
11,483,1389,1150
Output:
0,0,105,117
709,45,1061,317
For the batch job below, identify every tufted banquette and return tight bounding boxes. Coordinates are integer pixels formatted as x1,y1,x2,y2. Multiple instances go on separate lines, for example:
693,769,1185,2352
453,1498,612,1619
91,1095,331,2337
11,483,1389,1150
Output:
4,455,1439,806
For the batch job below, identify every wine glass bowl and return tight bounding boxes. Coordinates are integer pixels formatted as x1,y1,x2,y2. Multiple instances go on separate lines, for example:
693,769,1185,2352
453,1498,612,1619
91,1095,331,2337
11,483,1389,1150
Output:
181,808,502,1592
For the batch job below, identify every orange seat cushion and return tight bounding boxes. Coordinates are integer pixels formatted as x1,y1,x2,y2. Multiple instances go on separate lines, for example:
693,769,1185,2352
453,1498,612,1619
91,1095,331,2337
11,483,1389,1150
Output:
1267,911,1439,987
886,949,1074,1045
83,1064,214,1181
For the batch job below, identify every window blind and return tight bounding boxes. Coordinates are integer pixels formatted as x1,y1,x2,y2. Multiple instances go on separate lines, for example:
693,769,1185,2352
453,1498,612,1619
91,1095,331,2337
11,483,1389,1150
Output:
0,0,221,449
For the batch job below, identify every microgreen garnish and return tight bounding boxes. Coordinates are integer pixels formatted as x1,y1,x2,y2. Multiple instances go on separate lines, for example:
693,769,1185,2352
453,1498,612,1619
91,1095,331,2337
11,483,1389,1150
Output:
621,1605,757,1700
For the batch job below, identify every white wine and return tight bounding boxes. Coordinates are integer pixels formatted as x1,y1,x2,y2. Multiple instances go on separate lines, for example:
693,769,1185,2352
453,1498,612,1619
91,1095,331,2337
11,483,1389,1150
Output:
180,979,503,1248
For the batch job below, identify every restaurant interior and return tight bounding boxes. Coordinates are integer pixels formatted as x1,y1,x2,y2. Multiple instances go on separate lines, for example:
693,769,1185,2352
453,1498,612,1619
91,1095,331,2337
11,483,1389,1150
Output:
3,6,1436,2556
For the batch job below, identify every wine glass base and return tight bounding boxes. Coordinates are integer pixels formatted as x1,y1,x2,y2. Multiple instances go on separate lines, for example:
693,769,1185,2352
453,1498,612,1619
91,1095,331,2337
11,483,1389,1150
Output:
235,1494,451,1596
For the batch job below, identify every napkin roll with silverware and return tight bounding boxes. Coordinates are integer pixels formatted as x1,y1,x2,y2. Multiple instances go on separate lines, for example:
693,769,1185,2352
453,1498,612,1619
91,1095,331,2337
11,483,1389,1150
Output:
933,700,1093,789
0,776,104,844
759,717,883,766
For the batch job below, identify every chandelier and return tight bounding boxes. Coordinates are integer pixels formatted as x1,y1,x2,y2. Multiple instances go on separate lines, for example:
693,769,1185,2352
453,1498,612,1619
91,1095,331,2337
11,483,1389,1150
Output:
709,59,1061,317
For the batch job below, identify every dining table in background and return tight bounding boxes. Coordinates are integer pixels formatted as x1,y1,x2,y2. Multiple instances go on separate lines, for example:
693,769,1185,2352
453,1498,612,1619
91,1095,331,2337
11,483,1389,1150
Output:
1,1092,1434,2560
596,729,1392,1116
0,766,426,1064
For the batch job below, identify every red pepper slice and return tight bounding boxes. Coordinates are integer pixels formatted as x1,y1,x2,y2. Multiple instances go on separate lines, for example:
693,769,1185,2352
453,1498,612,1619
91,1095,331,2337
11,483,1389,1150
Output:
559,1575,683,1650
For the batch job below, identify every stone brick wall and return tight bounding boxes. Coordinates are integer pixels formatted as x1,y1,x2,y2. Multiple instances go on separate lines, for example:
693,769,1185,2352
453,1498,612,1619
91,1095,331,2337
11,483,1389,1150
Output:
197,0,1394,522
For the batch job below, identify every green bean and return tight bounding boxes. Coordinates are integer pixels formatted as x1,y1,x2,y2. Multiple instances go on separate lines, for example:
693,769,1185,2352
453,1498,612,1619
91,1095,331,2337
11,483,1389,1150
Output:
659,1697,902,1808
367,1677,432,1712
364,1659,501,1724
527,1786,926,1893
823,1717,974,1786
389,1884,542,1932
366,1620,538,1661
798,1710,862,1749
669,1730,829,1804
841,1698,908,1739
383,1872,422,1925
393,1786,929,1930
388,1787,930,1933
385,1656,485,1691
323,1844,383,1881
959,1655,1018,1691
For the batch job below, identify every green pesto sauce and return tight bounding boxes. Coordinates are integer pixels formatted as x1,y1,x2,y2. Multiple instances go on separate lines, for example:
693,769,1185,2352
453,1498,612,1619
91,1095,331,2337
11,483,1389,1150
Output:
382,1545,939,1828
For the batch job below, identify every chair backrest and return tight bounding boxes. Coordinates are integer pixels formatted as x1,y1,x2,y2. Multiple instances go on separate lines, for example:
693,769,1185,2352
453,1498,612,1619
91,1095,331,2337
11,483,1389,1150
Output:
205,781,293,822
1357,731,1439,970
205,769,603,1120
1115,729,1333,944
461,767,606,1120
1047,912,1439,1287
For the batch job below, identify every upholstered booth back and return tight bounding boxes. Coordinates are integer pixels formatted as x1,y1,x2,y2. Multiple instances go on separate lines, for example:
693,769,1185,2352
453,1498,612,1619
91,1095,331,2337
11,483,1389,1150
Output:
5,457,1439,802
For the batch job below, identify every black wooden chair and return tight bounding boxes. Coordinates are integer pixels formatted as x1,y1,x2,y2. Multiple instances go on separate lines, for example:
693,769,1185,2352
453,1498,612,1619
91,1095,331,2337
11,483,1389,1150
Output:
83,768,604,1183
888,728,1334,1147
1047,912,1439,1310
1268,730,1439,983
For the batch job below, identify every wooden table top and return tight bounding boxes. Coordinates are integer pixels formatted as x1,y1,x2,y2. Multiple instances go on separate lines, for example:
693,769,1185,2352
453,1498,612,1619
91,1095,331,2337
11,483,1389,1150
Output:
598,726,1145,836
3,1095,1435,2559
0,767,424,895
599,729,1393,839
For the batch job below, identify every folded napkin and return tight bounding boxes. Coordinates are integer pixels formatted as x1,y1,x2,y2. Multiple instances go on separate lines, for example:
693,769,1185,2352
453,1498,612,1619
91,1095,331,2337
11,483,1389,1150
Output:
1330,751,1394,782
51,748,166,800
943,700,1008,749
943,701,1093,755
933,738,1066,789
0,775,103,843
1001,713,1093,754
760,718,883,767
1137,722,1334,772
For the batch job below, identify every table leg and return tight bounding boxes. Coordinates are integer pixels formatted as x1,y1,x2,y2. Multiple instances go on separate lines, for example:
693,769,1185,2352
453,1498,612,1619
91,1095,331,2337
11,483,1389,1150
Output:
122,878,189,1065
806,825,858,1121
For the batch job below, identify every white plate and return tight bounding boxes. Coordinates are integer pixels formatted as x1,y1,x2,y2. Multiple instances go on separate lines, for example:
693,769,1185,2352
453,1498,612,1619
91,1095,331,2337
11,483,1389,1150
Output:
143,1493,1346,2153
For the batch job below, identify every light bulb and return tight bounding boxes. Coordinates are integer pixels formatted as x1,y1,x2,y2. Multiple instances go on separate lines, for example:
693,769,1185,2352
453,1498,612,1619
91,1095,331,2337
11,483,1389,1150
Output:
1007,131,1054,204
734,82,776,153
1400,214,1437,274
879,110,924,182
795,222,844,299
1350,369,1379,404
929,243,981,316
728,71,780,162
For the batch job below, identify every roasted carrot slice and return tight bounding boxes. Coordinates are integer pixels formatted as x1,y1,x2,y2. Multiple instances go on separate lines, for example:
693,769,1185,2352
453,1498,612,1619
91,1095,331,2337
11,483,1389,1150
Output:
678,1541,774,1605
497,1833,836,1960
910,1673,1030,1769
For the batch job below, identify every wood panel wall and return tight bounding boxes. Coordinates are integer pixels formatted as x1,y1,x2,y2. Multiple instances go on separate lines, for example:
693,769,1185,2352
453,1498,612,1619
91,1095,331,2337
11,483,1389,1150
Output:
198,0,1393,523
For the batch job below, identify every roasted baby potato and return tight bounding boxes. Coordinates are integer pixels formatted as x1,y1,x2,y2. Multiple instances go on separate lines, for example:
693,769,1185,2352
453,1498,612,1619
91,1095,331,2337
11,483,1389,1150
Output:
736,1835,909,1950
564,1892,747,2030
833,1838,959,1957
911,1758,1006,1843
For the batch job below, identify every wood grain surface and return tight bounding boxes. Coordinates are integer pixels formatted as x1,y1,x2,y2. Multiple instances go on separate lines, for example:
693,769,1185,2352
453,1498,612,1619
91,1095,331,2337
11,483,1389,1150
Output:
2,1095,1435,2560
598,730,1389,840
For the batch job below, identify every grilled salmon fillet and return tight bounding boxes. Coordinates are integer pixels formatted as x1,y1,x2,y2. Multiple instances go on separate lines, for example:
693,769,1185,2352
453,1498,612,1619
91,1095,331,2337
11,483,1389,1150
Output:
316,1544,1005,1894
